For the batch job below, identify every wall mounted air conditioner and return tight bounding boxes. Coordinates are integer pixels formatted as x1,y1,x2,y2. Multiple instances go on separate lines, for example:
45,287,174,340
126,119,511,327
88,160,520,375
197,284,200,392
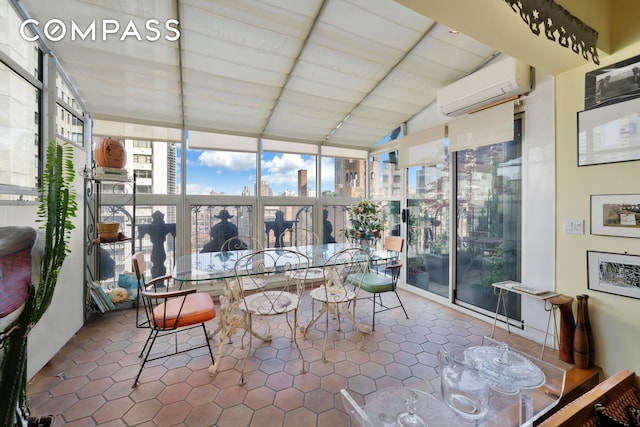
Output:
437,57,531,117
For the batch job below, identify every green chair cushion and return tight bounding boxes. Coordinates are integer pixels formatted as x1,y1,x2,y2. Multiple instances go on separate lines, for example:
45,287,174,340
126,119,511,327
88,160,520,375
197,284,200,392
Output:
347,272,393,293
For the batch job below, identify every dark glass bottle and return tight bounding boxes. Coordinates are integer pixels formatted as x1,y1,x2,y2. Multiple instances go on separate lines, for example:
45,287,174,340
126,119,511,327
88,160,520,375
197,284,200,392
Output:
573,295,589,369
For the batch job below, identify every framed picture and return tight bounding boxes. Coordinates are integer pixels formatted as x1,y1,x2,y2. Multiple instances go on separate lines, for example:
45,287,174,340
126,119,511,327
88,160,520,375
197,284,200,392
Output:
585,54,640,109
577,97,640,166
591,194,640,237
587,250,640,299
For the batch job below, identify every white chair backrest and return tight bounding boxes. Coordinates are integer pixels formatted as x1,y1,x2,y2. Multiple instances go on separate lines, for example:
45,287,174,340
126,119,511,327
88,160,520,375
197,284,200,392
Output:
221,234,262,252
233,248,311,310
279,227,319,248
322,247,369,299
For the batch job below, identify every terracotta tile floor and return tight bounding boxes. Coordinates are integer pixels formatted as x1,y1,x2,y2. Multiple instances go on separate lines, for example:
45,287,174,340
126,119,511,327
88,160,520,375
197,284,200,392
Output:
26,289,567,426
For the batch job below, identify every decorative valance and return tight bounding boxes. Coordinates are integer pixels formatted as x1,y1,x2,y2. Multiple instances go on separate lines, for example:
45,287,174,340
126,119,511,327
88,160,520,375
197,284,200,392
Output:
503,0,599,65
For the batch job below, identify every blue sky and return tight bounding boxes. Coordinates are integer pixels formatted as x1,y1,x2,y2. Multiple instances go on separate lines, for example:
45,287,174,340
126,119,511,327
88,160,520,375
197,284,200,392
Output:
177,147,335,195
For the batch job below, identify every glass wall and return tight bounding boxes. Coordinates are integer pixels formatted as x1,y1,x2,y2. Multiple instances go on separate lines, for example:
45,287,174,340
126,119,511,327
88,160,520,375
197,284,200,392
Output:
263,205,314,248
185,147,255,196
405,152,451,297
322,204,349,243
370,151,401,199
321,156,366,198
261,151,316,197
455,119,522,319
0,6,42,201
190,204,255,253
0,62,40,200
56,75,84,145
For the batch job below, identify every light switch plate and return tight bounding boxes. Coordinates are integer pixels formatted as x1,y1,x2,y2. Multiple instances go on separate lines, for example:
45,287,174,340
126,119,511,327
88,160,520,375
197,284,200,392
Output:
563,218,584,234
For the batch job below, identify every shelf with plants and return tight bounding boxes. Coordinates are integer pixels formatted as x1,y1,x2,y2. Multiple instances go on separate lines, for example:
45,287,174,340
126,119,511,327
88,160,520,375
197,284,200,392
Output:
83,159,137,318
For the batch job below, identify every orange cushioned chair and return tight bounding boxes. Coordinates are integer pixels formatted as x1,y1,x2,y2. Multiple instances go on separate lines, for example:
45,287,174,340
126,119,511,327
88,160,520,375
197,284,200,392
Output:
132,252,216,388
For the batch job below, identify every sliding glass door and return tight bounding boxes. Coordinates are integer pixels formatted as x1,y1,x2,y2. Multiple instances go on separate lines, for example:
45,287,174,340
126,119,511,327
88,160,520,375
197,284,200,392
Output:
454,119,522,319
405,150,451,298
404,118,522,322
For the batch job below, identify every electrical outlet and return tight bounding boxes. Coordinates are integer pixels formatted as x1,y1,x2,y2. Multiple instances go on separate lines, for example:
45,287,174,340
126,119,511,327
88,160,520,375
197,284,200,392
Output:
563,219,584,234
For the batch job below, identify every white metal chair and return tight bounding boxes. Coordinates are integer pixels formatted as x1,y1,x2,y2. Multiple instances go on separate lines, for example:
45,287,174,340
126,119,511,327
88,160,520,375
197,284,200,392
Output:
348,236,408,331
305,246,370,361
232,248,310,384
131,252,216,388
278,226,319,248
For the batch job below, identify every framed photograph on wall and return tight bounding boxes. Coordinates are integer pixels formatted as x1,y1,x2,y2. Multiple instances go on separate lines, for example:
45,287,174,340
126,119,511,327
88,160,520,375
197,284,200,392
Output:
587,250,640,299
585,53,640,109
577,97,640,166
591,194,640,237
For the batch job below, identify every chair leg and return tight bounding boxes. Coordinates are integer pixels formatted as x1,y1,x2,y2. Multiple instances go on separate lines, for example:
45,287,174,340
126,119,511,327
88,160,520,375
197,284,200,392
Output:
240,313,253,385
371,295,375,332
201,323,215,364
138,328,155,359
133,329,159,388
322,303,329,362
292,309,306,374
394,290,409,319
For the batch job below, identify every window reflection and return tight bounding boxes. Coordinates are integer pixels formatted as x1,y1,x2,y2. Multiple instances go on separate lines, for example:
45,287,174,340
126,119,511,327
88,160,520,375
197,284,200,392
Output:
406,155,451,297
0,63,40,200
455,121,522,320
264,205,314,248
190,205,254,253
370,152,401,199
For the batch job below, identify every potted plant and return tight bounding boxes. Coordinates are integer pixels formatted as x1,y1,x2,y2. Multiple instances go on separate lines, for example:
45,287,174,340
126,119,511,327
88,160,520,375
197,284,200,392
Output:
0,140,77,426
347,199,383,238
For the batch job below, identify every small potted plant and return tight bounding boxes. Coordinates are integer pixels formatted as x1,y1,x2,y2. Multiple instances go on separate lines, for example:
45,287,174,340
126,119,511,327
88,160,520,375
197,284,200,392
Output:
347,199,382,238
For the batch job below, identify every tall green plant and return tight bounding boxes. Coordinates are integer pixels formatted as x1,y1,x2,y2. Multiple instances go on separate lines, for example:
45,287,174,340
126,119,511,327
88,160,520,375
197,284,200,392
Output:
0,140,77,426
34,140,77,323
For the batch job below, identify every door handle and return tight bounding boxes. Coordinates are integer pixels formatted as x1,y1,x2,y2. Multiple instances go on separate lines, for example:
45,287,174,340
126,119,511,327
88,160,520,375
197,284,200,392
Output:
401,209,409,223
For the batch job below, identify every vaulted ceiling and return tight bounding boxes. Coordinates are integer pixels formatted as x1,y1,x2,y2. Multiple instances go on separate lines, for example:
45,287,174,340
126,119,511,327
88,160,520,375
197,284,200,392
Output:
17,0,604,149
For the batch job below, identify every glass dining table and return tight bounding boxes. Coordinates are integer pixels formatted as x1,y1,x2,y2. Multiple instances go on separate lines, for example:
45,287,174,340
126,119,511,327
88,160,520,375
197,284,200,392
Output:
173,242,399,375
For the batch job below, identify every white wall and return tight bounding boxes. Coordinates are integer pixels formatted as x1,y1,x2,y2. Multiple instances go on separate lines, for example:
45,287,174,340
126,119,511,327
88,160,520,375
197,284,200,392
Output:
519,69,556,341
0,143,86,379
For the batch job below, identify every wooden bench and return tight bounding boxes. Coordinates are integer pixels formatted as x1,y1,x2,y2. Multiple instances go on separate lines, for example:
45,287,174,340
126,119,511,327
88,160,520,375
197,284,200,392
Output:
538,369,640,426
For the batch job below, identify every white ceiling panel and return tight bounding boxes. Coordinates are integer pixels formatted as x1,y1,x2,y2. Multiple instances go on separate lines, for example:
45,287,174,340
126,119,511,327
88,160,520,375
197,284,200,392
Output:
19,0,498,149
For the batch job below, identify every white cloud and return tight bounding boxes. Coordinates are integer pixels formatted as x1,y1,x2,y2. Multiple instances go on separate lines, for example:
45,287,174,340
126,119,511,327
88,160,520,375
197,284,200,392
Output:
261,153,317,188
320,156,335,186
186,182,216,195
198,151,255,170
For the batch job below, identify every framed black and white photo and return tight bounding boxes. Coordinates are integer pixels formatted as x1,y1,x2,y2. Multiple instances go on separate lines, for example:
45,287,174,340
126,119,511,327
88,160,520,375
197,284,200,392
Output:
585,54,640,109
587,251,640,299
577,97,640,166
591,194,640,238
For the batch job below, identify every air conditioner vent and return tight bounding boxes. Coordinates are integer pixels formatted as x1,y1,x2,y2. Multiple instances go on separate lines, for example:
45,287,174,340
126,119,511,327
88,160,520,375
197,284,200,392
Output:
437,57,531,117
